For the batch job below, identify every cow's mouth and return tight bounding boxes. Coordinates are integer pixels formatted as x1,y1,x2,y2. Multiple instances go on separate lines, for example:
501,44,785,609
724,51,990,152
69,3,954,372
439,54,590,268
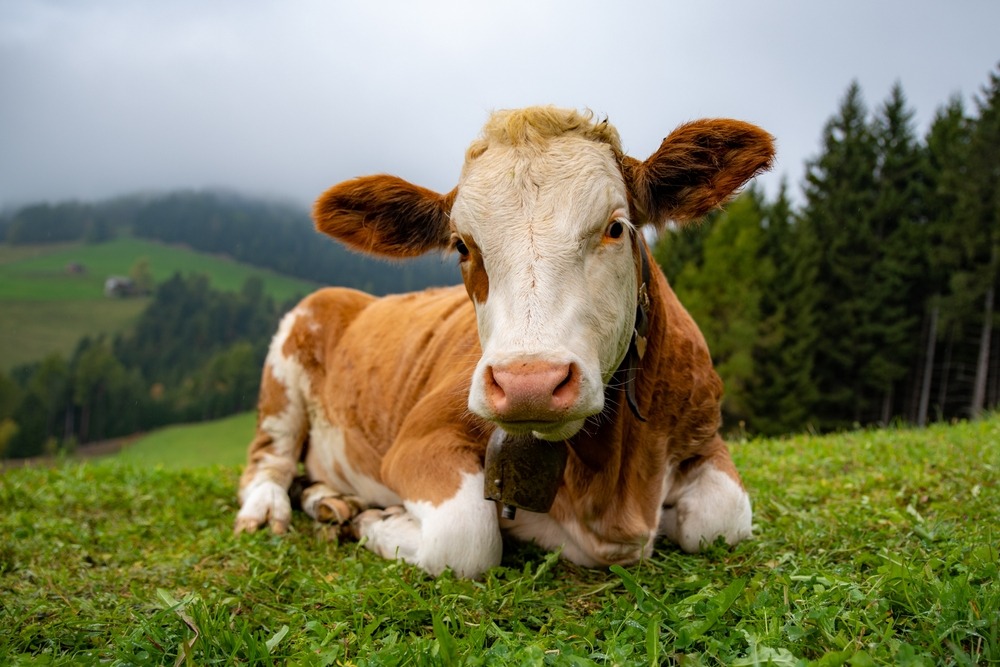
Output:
496,417,586,442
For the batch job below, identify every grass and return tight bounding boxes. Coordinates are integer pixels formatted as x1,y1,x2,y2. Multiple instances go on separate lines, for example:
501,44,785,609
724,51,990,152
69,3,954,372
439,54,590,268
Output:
116,412,255,469
0,239,319,371
0,415,997,665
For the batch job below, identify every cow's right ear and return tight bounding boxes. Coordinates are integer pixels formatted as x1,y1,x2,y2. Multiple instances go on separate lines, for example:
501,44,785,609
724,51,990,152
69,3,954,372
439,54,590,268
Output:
313,175,457,258
622,119,775,226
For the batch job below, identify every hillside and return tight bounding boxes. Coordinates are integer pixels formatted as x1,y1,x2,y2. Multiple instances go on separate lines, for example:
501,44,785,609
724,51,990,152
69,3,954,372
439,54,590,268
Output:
0,237,318,372
1,415,996,663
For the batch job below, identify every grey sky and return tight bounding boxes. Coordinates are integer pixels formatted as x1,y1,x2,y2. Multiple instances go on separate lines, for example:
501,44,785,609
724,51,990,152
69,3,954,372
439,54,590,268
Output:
1,1,997,211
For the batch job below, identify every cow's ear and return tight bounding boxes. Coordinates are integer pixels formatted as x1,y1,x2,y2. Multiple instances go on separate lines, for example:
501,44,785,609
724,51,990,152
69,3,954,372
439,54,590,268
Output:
623,119,775,226
313,175,457,258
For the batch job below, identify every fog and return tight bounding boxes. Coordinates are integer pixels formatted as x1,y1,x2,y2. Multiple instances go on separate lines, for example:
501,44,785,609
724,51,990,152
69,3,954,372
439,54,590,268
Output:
1,0,997,209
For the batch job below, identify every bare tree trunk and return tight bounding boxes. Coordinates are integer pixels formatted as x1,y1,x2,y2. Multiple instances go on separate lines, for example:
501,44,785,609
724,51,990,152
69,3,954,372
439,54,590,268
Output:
917,302,939,427
881,386,894,426
938,332,954,420
990,328,1000,410
80,404,90,444
971,281,995,419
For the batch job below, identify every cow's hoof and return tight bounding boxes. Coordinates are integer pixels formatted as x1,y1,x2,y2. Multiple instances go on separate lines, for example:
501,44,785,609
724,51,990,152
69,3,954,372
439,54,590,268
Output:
234,515,289,535
350,506,405,540
235,480,292,535
300,483,367,525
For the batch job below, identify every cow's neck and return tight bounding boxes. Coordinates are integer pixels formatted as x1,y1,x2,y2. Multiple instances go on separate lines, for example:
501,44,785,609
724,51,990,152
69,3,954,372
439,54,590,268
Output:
560,238,672,534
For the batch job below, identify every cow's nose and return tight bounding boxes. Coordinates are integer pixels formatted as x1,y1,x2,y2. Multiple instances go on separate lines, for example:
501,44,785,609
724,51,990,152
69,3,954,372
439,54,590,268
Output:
485,360,580,421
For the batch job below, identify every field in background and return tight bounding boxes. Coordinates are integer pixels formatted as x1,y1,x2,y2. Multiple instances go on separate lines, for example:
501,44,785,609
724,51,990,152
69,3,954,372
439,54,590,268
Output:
0,237,318,302
0,298,149,373
1,413,994,663
0,239,318,371
116,411,255,469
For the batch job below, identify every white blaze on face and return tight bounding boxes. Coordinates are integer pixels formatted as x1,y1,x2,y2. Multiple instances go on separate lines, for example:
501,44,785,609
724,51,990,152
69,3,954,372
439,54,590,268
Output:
454,136,638,440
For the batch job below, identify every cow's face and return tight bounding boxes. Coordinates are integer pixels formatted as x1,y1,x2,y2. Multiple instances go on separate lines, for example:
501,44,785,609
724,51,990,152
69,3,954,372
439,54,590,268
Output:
451,132,637,440
313,107,774,440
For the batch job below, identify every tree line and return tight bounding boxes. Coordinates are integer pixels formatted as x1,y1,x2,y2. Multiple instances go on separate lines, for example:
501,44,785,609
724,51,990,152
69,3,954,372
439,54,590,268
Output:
0,189,460,296
655,66,1000,435
0,274,284,459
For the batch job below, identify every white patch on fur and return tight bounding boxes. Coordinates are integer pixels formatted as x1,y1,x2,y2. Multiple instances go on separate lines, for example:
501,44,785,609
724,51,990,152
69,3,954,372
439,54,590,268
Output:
266,307,311,403
454,137,637,439
659,466,752,553
304,414,400,508
355,472,502,578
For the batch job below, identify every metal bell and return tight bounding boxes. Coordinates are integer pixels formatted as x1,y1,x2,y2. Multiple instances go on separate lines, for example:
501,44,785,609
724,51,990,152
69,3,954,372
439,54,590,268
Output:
483,429,568,519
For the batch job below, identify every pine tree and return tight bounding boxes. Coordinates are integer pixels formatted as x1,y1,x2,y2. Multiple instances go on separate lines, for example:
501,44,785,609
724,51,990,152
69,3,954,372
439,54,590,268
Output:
748,180,820,435
671,191,773,428
801,81,880,428
867,83,928,423
961,66,1000,416
921,97,972,423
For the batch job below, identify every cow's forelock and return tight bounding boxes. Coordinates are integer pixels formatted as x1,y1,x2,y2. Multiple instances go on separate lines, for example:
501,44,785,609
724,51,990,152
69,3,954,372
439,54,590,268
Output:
454,135,638,439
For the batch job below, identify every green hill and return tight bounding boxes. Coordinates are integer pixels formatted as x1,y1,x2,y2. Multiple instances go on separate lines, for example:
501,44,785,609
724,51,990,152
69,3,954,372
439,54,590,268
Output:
115,411,255,469
0,238,318,371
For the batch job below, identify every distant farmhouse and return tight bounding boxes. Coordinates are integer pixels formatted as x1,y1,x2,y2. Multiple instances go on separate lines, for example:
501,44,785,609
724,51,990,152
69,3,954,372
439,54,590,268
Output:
104,276,138,298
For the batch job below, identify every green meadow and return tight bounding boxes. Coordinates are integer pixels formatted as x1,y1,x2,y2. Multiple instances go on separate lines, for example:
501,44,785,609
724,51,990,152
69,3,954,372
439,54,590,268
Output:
115,411,255,469
1,414,996,664
0,237,318,302
0,239,318,371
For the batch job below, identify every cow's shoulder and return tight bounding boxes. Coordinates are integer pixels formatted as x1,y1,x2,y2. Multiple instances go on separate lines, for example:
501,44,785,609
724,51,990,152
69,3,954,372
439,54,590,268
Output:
279,287,376,362
646,275,725,460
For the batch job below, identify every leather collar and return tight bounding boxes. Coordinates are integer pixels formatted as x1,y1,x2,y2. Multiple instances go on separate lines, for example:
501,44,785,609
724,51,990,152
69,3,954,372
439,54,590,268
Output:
619,233,652,422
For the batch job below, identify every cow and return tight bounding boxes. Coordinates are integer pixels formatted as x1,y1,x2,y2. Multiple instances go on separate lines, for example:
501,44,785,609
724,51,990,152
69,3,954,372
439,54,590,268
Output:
235,106,774,578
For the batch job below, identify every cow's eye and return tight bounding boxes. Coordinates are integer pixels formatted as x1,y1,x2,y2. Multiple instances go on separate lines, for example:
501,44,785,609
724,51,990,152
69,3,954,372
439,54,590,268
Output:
454,238,470,257
605,219,626,241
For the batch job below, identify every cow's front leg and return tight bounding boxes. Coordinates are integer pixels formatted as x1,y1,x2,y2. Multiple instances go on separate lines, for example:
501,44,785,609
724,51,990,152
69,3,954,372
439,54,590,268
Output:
234,422,299,535
354,462,502,579
294,478,369,525
235,413,302,534
659,435,752,552
235,330,307,535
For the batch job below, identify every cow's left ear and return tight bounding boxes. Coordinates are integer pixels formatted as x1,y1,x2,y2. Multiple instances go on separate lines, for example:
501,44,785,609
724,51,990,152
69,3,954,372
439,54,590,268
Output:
313,175,457,258
622,119,775,226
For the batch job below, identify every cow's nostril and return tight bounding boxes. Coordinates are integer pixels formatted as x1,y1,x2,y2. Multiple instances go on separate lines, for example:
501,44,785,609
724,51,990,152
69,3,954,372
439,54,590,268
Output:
485,366,507,406
551,364,580,407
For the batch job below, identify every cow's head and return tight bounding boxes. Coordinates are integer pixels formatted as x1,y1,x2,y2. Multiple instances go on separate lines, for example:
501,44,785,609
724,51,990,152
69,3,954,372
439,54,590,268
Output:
314,107,774,441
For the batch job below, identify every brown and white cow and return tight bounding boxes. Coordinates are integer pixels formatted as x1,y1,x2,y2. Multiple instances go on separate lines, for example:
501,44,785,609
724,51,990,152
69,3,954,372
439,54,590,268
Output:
235,106,774,578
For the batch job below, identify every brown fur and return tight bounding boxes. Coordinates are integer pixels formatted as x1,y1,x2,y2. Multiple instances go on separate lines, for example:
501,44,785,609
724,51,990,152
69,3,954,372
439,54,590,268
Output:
459,238,490,304
546,237,730,556
623,119,775,225
313,175,456,257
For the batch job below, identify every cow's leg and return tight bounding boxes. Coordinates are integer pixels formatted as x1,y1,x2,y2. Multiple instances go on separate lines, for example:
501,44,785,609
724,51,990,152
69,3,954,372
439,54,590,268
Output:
347,407,502,578
659,435,752,552
351,469,501,578
235,313,308,535
295,478,369,525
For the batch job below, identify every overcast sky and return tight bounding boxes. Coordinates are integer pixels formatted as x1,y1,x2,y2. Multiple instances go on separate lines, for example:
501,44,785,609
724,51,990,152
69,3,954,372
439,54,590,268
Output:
1,1,997,211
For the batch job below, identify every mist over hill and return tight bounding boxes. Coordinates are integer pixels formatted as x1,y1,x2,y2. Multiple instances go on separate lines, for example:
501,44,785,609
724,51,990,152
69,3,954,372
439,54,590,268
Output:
0,189,460,295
